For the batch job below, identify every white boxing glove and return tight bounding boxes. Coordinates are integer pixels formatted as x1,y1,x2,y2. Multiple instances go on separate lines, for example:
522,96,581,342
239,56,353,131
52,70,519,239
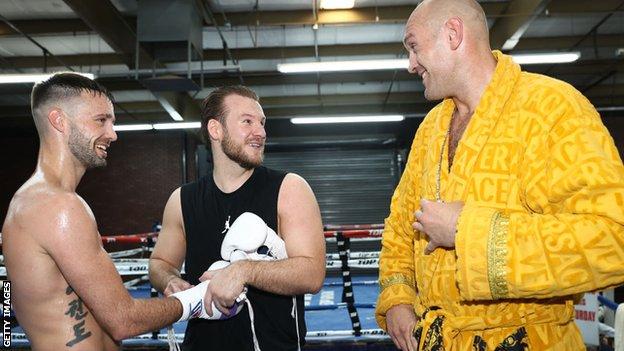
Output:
221,212,288,262
260,223,288,260
171,261,246,322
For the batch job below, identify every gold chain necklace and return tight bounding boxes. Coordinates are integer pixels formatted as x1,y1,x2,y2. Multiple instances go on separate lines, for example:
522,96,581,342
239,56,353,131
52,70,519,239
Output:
435,124,451,201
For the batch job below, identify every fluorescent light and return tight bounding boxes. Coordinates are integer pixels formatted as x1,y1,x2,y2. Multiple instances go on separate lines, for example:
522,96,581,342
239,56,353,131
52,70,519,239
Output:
278,59,408,73
512,52,580,65
320,0,354,9
291,115,404,124
277,52,581,74
113,122,203,131
113,124,153,131
153,122,201,130
596,106,624,112
0,72,95,84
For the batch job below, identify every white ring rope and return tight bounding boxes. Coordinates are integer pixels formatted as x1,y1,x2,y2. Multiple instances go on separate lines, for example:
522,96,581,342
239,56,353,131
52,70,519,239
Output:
9,329,390,343
0,253,381,277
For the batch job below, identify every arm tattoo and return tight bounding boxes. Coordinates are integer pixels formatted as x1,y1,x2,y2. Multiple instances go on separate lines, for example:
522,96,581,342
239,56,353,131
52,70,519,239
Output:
65,286,92,347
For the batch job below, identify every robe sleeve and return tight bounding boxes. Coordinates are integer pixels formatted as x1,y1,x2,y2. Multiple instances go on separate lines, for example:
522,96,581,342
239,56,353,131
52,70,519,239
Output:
455,98,624,301
375,123,428,330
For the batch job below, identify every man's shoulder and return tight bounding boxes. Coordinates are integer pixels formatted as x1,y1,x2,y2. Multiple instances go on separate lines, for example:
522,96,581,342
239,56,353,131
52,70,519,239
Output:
518,72,589,106
281,172,306,186
278,173,311,198
16,183,85,217
516,71,598,125
4,185,92,242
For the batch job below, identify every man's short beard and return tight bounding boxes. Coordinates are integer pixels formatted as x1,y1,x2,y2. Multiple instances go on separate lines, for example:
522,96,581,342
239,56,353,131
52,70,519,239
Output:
221,128,263,170
68,122,106,169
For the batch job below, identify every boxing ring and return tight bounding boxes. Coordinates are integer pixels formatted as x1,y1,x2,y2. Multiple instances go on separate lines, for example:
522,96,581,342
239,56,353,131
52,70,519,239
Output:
2,224,623,350
1,224,398,350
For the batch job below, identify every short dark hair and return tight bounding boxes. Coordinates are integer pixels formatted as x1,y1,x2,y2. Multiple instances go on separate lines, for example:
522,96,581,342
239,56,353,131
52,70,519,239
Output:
200,85,259,143
31,72,113,132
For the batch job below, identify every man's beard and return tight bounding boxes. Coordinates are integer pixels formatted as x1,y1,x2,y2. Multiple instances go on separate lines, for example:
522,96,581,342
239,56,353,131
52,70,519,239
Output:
68,123,106,169
221,129,263,170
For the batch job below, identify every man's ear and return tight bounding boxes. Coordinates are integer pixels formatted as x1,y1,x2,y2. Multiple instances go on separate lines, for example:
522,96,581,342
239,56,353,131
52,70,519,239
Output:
47,108,67,133
207,119,222,141
445,17,464,50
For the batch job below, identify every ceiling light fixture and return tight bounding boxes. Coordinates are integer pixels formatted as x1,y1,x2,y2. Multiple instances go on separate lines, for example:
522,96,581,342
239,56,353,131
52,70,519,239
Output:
596,106,624,112
113,124,154,131
291,115,404,124
511,52,581,65
0,72,95,84
113,122,202,131
319,0,355,10
153,122,201,130
278,59,408,73
277,52,581,73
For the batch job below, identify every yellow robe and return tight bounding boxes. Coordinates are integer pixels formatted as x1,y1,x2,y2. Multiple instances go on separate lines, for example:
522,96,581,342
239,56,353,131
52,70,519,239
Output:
376,51,624,350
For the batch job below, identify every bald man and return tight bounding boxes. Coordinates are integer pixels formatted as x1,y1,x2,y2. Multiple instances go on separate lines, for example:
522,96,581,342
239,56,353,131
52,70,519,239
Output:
376,0,624,350
1,73,212,350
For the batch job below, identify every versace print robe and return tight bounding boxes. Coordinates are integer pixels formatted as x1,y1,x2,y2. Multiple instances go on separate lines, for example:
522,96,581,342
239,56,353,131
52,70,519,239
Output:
376,51,624,350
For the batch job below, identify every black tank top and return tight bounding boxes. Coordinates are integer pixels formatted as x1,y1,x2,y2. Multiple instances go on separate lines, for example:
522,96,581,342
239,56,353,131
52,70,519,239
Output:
180,166,306,351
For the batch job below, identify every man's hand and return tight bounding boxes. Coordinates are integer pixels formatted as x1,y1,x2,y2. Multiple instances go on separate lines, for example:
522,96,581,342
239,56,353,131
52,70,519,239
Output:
386,304,419,351
413,199,464,254
199,261,248,316
164,276,193,296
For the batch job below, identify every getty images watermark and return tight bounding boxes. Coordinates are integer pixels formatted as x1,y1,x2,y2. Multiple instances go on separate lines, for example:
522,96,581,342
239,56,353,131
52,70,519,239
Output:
1,281,10,348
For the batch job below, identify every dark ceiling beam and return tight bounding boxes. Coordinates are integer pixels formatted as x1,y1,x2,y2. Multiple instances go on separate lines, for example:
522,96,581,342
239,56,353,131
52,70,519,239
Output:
585,84,624,97
7,76,622,110
204,43,404,61
0,3,508,39
112,86,623,116
0,18,89,36
263,103,435,118
193,3,508,27
1,1,620,39
4,32,621,71
513,34,624,51
100,70,416,90
3,53,125,70
61,0,149,68
92,58,622,92
110,103,437,120
260,92,428,106
113,92,429,111
62,0,201,122
2,43,404,69
489,0,549,50
2,90,622,124
528,59,624,75
591,97,624,106
546,0,624,14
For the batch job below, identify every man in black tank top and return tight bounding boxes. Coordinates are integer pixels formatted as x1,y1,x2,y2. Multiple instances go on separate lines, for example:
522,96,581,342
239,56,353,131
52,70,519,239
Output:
149,86,326,351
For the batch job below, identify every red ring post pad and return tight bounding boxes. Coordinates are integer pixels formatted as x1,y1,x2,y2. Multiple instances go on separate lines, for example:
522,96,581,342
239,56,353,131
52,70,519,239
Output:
96,226,384,244
100,232,159,244
323,229,384,238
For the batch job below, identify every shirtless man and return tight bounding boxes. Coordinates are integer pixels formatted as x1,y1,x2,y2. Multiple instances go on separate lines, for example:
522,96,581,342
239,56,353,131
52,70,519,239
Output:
1,73,206,350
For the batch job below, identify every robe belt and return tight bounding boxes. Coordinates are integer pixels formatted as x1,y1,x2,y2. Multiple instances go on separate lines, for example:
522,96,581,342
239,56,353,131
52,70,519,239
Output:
413,305,573,350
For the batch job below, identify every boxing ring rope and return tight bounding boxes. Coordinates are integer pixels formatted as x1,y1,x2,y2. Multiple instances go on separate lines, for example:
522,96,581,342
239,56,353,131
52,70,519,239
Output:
83,226,384,244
